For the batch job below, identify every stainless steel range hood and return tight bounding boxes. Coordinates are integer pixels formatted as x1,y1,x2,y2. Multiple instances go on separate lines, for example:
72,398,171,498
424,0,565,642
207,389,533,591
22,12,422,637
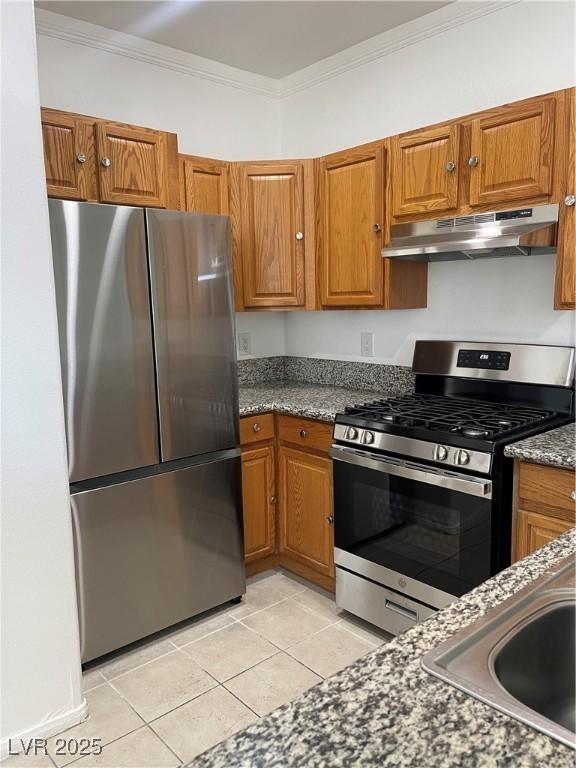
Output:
382,204,559,262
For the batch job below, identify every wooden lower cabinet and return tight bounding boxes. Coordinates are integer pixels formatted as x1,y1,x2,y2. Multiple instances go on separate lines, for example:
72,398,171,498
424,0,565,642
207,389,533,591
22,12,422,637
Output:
239,413,335,590
513,460,575,561
515,508,573,560
278,446,334,581
241,444,276,563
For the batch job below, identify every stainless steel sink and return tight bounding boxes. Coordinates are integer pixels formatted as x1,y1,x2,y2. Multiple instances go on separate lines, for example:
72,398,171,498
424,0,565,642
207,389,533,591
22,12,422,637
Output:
422,556,576,748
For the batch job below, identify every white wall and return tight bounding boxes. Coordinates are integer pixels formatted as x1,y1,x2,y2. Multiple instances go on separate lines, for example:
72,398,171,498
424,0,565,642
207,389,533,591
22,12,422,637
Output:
278,0,576,362
36,10,281,159
235,312,286,359
285,256,575,366
1,0,85,756
280,1,576,157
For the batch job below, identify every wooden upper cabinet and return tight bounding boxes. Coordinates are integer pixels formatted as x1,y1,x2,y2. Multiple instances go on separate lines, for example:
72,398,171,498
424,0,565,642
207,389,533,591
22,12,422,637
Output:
236,161,310,309
179,154,229,215
279,446,334,578
391,124,460,217
96,121,171,208
468,98,556,207
318,143,385,306
555,88,576,309
41,109,97,201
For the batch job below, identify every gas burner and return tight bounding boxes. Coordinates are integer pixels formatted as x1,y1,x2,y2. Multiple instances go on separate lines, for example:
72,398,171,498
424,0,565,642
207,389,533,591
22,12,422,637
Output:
461,427,490,439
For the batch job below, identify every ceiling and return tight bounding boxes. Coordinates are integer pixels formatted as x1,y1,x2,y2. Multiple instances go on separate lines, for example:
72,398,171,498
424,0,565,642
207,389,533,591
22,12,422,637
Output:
36,1,452,79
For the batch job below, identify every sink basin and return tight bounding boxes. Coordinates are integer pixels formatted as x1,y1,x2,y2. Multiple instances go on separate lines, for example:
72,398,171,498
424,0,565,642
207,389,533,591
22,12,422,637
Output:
493,602,575,733
422,556,576,748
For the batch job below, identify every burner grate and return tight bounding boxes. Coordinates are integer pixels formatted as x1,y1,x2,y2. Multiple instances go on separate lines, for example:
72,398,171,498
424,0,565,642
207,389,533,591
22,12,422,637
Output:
343,393,555,441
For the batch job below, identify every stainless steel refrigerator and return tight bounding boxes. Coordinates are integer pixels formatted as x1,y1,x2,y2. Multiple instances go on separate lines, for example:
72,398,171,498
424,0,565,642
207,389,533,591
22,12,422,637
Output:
48,200,245,663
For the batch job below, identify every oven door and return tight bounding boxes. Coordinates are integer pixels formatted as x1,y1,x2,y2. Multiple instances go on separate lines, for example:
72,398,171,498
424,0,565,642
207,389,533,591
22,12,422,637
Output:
331,445,493,608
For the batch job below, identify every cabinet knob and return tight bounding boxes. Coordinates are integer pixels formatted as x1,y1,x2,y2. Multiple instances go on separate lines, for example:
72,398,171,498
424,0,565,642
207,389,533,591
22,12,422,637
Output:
468,156,480,168
295,231,304,241
252,423,261,433
372,224,382,233
270,496,278,504
76,153,87,164
445,161,456,172
299,429,307,438
326,515,334,525
101,157,111,168
571,490,576,501
564,194,576,207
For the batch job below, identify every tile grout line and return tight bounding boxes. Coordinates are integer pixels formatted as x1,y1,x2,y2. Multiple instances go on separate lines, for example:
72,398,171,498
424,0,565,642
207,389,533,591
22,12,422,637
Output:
334,617,387,647
100,645,187,683
222,684,264,721
219,649,284,688
146,722,185,766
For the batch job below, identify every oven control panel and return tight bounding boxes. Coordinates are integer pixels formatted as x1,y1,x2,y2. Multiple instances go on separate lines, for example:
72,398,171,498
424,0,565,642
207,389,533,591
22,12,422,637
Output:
457,349,511,371
333,424,493,474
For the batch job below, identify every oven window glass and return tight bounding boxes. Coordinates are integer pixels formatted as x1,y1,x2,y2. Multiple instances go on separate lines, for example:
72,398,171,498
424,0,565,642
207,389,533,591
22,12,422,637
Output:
334,460,492,597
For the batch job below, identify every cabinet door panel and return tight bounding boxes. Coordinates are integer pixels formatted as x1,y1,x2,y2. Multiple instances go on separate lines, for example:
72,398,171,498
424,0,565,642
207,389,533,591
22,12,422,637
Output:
41,109,96,200
319,144,384,306
555,89,576,309
279,447,334,577
515,508,574,562
241,445,276,562
469,99,555,207
180,155,229,215
391,125,459,216
96,122,168,207
240,164,305,307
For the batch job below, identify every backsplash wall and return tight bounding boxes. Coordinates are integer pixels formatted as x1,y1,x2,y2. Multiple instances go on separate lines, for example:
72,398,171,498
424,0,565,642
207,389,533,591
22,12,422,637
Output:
237,356,414,394
237,256,576,366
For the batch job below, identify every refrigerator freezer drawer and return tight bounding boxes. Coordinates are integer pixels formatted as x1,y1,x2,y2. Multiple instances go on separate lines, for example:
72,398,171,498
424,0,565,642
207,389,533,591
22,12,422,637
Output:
146,210,239,462
49,200,159,482
72,452,245,662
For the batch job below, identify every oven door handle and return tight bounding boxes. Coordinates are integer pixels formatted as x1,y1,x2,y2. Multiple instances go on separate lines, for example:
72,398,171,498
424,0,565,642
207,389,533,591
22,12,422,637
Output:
329,446,492,499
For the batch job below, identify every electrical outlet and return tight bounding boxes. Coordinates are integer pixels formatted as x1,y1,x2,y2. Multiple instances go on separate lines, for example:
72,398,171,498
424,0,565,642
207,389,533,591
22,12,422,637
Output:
360,331,374,357
237,332,251,356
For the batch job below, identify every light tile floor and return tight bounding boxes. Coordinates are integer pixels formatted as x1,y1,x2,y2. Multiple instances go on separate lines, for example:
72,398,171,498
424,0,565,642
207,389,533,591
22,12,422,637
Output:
3,570,390,768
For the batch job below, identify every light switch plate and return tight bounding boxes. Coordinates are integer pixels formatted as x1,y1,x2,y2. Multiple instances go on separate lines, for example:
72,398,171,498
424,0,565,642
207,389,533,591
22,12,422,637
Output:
360,331,374,357
238,332,251,356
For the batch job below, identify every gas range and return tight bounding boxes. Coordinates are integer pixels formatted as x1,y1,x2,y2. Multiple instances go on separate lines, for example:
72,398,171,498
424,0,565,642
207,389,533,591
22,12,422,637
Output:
334,392,563,475
331,341,575,637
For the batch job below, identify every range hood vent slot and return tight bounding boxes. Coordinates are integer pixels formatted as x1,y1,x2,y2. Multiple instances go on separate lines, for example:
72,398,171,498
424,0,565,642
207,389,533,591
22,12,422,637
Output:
383,204,559,262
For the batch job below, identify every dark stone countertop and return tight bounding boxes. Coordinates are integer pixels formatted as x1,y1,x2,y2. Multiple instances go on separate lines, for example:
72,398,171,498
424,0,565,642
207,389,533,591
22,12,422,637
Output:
188,529,576,768
504,423,575,470
238,382,384,423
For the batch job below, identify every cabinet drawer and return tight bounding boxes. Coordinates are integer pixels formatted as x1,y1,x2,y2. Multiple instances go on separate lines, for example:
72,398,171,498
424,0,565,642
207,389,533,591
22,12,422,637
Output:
240,413,275,445
278,415,333,453
518,461,576,521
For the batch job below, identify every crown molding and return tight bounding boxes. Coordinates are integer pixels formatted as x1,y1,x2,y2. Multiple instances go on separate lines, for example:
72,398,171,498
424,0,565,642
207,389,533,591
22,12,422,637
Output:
36,2,522,101
280,0,522,97
34,9,281,99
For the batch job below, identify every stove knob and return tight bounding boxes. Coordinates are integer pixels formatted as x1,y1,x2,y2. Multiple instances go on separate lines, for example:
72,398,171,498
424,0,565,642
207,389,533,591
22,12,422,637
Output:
362,430,375,445
345,427,359,441
455,449,471,466
434,445,449,462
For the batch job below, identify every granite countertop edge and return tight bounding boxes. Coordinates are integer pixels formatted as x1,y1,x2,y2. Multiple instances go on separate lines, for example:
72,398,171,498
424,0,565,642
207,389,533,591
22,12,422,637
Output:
504,422,575,470
238,382,389,423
